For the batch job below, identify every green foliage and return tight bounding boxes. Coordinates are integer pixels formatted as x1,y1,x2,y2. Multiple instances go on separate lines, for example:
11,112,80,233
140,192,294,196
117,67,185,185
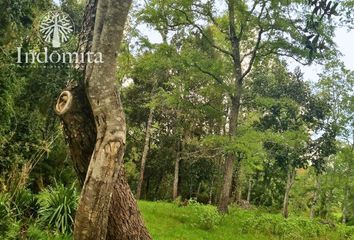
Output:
37,183,78,234
341,226,354,240
26,224,72,240
0,193,13,235
187,199,221,230
1,221,21,240
0,195,23,239
139,201,352,239
26,224,49,240
0,0,352,238
173,196,183,206
241,213,330,239
11,188,37,218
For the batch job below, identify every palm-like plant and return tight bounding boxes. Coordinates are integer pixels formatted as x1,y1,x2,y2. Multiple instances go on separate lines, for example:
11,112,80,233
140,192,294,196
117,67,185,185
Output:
37,183,78,234
0,193,12,234
12,188,36,218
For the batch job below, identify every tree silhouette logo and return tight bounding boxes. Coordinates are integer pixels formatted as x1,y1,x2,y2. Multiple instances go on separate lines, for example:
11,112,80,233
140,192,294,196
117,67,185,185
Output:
39,11,74,48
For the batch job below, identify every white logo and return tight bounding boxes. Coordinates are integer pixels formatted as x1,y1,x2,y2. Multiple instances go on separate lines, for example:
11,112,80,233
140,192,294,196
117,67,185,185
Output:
16,10,104,66
39,11,74,48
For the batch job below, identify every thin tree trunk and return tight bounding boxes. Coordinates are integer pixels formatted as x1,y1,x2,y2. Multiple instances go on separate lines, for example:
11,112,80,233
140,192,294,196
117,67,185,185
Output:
342,134,353,224
283,163,296,218
154,174,163,200
209,177,214,204
342,185,349,224
136,107,154,199
310,175,320,219
172,136,183,200
189,175,193,199
173,154,181,200
55,1,151,239
247,177,253,203
232,157,243,203
197,182,202,196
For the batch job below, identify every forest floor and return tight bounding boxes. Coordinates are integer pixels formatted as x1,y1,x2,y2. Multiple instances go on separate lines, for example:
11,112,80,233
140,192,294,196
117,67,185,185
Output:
138,201,354,240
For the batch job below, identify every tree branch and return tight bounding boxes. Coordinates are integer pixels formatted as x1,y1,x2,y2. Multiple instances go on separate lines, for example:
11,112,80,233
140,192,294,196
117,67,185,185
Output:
241,28,264,81
192,62,224,85
171,6,233,57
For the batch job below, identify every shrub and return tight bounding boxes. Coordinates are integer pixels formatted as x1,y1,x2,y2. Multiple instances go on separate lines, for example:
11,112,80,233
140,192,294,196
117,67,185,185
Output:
187,199,221,230
196,192,210,204
12,188,37,218
240,213,332,240
173,196,183,206
27,224,49,240
0,192,11,218
37,183,78,234
198,206,222,230
27,224,72,240
0,193,12,235
3,221,21,240
344,226,354,240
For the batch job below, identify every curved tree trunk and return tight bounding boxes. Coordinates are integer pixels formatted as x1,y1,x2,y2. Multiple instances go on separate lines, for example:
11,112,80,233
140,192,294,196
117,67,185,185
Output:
55,0,151,239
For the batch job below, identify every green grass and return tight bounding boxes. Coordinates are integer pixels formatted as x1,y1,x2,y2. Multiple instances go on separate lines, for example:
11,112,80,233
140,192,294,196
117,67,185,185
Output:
138,201,353,240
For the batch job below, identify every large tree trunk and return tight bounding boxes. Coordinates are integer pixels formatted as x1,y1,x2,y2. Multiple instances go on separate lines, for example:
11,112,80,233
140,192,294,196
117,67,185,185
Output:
218,95,240,213
282,163,296,218
217,0,243,214
136,107,154,200
55,0,151,239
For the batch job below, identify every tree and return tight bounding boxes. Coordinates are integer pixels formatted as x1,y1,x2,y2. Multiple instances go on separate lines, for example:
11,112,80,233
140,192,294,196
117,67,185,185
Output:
136,104,154,200
248,58,329,218
0,0,72,194
337,146,354,224
139,0,339,213
311,61,354,221
55,0,151,239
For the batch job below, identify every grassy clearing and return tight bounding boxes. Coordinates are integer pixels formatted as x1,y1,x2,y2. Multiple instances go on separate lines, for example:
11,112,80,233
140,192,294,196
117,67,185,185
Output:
138,201,354,240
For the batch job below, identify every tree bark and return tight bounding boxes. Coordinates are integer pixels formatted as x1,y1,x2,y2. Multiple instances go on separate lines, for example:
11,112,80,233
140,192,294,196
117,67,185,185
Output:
136,107,154,200
218,87,242,213
217,0,243,214
232,157,243,203
246,177,253,203
172,148,181,200
55,0,151,239
282,163,296,218
208,177,214,204
342,136,353,224
342,184,349,224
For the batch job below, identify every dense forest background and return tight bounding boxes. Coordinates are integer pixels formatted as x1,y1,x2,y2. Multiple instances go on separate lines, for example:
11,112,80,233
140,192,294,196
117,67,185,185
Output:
0,0,353,239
